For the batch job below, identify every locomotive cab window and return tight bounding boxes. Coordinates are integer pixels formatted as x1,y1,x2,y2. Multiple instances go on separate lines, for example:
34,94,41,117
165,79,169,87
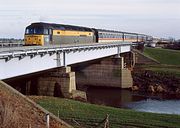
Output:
25,28,34,34
34,28,44,34
25,28,45,35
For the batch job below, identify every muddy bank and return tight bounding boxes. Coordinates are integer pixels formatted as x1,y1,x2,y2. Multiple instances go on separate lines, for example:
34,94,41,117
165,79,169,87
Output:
132,67,180,96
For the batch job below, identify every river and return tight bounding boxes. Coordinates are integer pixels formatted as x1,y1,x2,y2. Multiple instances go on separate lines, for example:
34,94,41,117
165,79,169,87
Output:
86,87,180,115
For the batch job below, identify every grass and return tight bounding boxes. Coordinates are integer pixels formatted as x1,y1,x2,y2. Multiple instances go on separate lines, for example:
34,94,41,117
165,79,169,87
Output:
140,65,180,77
142,47,180,77
32,96,180,128
144,47,180,65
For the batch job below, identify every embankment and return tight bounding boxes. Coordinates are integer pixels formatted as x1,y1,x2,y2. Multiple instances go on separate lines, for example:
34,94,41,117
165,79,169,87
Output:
0,81,72,128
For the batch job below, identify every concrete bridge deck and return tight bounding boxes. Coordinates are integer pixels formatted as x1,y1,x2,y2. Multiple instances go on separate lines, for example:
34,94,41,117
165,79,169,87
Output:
0,42,133,80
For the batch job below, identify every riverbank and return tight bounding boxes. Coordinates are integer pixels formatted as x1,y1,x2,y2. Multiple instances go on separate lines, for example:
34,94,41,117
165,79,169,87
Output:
30,96,180,128
132,47,180,95
132,66,180,95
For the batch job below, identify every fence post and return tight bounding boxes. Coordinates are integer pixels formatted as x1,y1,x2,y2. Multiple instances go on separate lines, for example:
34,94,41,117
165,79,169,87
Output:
58,110,59,118
104,114,109,128
28,124,31,128
46,113,50,128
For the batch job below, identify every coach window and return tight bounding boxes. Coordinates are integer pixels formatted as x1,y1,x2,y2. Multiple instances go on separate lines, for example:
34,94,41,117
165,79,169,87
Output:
108,34,110,38
99,33,102,38
101,33,104,38
110,34,112,38
107,34,109,38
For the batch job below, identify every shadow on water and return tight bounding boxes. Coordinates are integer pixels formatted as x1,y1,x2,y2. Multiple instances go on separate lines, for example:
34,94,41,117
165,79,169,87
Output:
86,86,180,115
86,87,145,108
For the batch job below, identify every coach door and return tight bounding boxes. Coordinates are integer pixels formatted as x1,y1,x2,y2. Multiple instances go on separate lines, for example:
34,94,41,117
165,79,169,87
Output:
49,29,53,43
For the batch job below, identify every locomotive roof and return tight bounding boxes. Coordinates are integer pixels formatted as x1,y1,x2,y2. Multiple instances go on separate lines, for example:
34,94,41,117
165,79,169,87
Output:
26,22,93,32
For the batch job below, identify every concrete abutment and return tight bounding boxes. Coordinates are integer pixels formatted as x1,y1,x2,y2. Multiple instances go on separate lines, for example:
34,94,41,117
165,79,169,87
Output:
37,67,87,100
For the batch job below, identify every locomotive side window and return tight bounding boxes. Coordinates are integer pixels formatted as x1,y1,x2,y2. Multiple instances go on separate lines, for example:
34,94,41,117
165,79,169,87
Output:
49,29,52,35
44,29,49,35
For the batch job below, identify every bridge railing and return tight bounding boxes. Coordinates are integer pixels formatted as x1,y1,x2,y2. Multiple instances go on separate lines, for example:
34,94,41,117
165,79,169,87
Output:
0,42,24,48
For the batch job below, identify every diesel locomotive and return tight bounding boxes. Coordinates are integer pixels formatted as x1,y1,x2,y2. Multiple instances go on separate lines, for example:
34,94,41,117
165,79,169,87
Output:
24,22,152,46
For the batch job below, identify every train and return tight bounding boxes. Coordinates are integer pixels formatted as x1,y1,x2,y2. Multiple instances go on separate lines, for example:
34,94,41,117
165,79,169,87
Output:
24,22,153,46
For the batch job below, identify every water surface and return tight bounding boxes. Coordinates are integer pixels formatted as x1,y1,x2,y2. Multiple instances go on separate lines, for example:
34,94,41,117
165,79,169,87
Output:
86,87,180,115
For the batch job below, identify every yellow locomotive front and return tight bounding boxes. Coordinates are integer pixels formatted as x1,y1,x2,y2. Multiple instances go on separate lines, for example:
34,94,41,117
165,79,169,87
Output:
24,25,50,46
25,35,44,45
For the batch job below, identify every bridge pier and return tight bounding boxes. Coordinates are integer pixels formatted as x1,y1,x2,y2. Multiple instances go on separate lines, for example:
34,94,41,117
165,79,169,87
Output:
75,55,133,89
37,67,86,100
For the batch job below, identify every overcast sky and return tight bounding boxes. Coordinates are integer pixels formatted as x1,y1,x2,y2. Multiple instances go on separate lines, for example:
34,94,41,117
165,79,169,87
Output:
0,0,180,39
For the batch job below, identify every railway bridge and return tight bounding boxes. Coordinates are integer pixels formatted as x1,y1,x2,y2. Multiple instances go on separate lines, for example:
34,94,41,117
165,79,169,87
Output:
0,42,135,99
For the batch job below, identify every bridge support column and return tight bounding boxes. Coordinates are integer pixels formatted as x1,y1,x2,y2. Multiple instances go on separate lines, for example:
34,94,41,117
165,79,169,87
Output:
75,56,133,89
37,66,86,100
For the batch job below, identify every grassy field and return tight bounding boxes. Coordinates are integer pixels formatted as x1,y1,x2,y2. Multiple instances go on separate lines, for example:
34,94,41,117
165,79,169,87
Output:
31,96,180,128
142,47,180,77
144,47,180,65
140,65,180,77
